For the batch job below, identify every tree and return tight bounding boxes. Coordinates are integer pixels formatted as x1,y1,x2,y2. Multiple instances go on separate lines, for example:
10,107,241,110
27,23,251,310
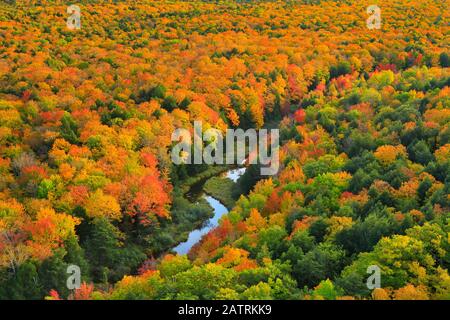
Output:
338,229,446,297
25,208,80,261
257,226,288,259
311,279,340,300
374,145,407,165
241,282,272,300
393,284,429,300
294,108,306,124
439,53,449,68
293,243,347,288
408,140,434,165
159,254,192,278
82,218,143,283
330,61,351,79
161,96,178,112
171,264,238,300
335,212,399,254
60,112,79,144
85,190,121,221
0,262,42,299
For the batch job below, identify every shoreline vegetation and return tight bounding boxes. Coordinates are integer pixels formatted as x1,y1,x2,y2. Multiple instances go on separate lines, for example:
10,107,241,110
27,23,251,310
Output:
167,196,213,252
203,176,239,210
165,165,236,256
179,165,230,196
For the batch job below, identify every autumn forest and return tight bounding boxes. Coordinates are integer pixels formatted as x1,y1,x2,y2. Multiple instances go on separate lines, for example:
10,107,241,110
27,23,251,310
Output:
0,0,449,300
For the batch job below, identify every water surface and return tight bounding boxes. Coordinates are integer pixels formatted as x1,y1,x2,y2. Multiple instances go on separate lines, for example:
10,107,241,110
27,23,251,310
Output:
226,167,246,182
173,196,228,255
173,167,246,255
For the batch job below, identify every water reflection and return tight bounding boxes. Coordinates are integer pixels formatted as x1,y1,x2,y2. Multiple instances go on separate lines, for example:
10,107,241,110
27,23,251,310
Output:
173,196,228,255
226,167,246,182
173,167,246,255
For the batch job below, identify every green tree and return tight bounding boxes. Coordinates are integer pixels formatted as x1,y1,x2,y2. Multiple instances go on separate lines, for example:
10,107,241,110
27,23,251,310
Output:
60,112,79,144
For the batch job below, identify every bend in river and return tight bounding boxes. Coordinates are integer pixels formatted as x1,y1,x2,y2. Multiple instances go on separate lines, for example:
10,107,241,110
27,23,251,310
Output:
173,167,246,255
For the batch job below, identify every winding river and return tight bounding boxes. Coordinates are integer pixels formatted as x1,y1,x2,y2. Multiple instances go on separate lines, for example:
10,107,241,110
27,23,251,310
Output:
173,168,246,255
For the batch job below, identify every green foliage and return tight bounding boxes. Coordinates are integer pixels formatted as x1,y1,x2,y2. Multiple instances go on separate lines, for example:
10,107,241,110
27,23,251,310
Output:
60,112,79,144
312,279,341,300
0,262,42,300
169,264,238,299
161,95,178,112
291,243,347,288
241,282,272,300
37,178,55,199
82,218,146,283
335,211,400,254
439,52,449,68
204,176,238,209
330,61,351,79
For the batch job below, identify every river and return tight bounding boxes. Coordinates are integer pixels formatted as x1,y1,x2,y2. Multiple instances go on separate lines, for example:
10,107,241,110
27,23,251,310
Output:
172,167,246,255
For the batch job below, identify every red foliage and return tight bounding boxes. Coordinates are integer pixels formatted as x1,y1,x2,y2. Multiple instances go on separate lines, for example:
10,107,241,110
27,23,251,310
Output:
315,82,326,92
141,152,158,168
40,110,65,125
48,289,61,300
21,90,32,102
71,282,94,300
263,190,282,214
68,185,89,206
131,174,171,220
216,218,234,240
376,63,397,73
294,108,306,124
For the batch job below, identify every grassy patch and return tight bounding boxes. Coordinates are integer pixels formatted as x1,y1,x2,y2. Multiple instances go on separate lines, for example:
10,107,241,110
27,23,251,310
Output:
203,176,238,210
178,165,229,195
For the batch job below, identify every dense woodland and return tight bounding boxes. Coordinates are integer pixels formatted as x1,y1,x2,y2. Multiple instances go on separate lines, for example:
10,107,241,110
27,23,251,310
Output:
0,0,449,300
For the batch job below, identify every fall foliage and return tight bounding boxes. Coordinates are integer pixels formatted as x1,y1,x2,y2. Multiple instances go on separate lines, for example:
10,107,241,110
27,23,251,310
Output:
0,0,448,301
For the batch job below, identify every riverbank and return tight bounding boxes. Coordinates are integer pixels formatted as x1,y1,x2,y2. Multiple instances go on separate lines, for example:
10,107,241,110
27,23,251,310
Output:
203,176,239,210
179,165,230,195
173,195,229,255
171,167,246,255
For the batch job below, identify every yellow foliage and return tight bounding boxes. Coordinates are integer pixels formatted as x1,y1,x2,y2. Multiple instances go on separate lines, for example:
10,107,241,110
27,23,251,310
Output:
245,208,267,232
85,189,122,220
372,288,391,300
393,284,429,300
374,145,407,165
435,144,450,164
326,216,353,239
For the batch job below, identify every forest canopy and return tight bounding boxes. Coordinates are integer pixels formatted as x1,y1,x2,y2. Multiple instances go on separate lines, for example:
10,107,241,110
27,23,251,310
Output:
0,0,448,300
